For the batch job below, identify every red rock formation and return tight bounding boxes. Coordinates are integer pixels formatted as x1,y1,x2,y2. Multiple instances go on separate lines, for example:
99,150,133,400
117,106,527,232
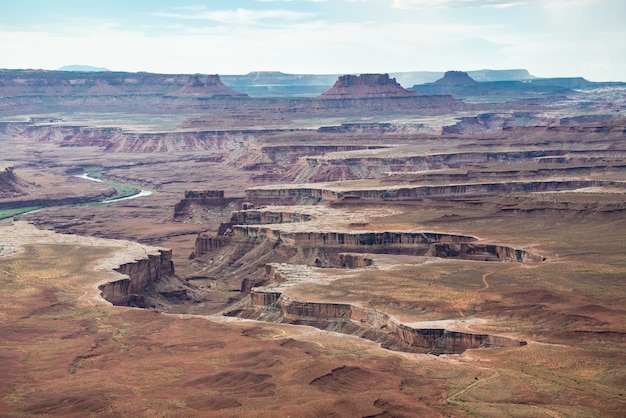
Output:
0,166,31,198
319,74,418,99
0,122,251,153
0,70,247,97
229,210,312,225
245,180,626,203
99,249,174,306
230,226,543,263
338,253,373,268
173,190,244,222
194,234,232,257
242,292,526,354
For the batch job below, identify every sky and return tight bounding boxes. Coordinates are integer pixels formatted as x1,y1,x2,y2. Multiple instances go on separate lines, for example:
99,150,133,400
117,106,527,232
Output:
0,0,624,81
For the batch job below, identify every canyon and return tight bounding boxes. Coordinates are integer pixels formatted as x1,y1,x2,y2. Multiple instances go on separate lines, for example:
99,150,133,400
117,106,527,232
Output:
0,69,625,417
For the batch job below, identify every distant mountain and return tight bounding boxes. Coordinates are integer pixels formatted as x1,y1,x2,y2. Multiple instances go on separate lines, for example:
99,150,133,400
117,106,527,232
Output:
58,65,110,72
220,69,537,97
409,74,626,104
389,69,535,88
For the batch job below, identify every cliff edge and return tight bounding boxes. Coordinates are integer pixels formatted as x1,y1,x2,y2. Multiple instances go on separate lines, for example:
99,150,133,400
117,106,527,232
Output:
319,73,418,99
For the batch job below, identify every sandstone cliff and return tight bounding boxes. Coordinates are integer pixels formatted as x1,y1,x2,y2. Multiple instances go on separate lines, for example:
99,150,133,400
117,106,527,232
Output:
236,291,526,355
99,249,174,305
229,226,543,263
319,74,418,99
245,180,626,203
0,70,247,97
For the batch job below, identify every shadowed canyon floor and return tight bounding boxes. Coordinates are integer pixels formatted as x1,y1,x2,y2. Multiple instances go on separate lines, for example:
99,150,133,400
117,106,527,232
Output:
1,71,626,416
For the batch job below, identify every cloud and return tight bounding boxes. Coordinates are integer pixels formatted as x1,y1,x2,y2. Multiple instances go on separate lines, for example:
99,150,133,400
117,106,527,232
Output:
391,0,611,7
149,8,315,25
543,0,604,9
391,0,528,8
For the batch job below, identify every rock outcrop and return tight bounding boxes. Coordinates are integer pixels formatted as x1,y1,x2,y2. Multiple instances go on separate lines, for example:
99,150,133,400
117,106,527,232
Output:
0,122,250,153
0,166,31,198
319,74,418,99
99,249,174,305
230,226,543,263
245,180,626,204
338,253,373,268
194,234,232,258
173,190,243,222
233,291,527,355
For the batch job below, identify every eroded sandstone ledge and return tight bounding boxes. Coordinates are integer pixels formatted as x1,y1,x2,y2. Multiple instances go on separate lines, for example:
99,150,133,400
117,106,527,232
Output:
99,250,174,306
227,287,526,355
246,179,626,204
221,226,543,263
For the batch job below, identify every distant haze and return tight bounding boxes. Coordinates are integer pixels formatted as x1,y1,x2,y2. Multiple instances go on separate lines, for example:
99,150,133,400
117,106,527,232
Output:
1,0,624,82
58,65,111,72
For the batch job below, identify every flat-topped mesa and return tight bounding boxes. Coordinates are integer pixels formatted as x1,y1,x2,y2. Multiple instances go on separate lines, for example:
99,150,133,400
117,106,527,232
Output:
319,73,418,99
433,70,478,85
0,70,247,98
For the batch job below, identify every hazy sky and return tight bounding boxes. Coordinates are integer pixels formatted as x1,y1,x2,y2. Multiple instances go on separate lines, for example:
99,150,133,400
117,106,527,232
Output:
1,0,624,80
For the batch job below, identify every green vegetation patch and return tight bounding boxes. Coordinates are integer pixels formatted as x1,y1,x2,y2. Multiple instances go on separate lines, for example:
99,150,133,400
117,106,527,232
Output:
0,206,43,220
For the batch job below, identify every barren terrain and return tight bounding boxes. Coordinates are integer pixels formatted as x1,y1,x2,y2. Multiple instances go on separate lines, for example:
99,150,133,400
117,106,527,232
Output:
1,70,625,417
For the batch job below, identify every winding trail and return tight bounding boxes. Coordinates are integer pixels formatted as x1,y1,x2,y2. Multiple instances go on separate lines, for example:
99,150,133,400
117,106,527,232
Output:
457,271,493,317
447,366,499,402
476,272,492,294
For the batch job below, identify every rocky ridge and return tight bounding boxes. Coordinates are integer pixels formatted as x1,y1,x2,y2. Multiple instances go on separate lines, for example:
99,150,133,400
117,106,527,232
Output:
0,166,32,198
0,70,247,97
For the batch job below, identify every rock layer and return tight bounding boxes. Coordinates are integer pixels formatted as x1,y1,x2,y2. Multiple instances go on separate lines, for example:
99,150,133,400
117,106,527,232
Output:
246,180,626,203
235,291,526,355
99,250,174,305
0,70,247,97
319,74,418,99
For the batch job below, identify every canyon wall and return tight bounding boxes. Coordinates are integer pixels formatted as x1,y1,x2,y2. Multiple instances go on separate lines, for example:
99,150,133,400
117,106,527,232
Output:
229,210,312,225
0,122,250,153
245,180,626,203
99,249,174,306
194,235,232,258
228,226,542,263
173,190,243,221
243,292,526,354
0,71,246,97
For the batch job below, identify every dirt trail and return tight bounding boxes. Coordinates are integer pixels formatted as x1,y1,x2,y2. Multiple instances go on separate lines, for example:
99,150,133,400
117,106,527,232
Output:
457,271,493,317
